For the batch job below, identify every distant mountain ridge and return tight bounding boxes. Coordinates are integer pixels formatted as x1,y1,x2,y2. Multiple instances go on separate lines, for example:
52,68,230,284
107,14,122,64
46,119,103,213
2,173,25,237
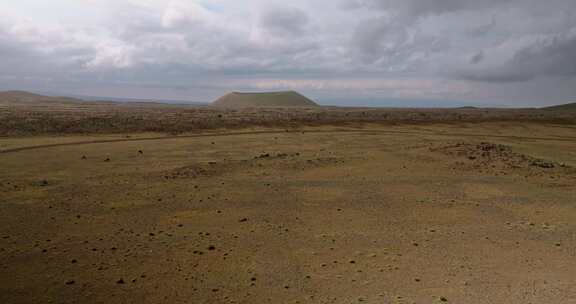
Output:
543,102,576,111
213,91,319,108
0,90,205,106
0,90,82,104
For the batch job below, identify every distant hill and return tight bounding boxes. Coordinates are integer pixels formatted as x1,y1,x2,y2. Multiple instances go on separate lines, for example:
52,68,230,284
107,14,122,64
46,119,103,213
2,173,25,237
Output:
0,91,204,107
51,93,207,106
0,90,83,105
212,91,319,108
543,102,576,111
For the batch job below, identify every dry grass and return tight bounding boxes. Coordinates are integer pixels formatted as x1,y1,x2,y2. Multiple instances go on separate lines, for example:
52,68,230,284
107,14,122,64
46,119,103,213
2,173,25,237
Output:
0,122,575,303
1,98,576,304
1,101,575,136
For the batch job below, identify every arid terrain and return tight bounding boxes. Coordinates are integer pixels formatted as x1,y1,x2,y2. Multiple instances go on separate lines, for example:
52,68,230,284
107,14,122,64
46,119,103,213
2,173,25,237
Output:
1,91,576,137
1,96,576,303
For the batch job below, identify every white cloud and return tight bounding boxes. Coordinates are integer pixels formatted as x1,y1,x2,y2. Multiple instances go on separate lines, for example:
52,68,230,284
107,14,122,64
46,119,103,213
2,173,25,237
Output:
161,0,218,28
0,0,575,105
85,40,136,70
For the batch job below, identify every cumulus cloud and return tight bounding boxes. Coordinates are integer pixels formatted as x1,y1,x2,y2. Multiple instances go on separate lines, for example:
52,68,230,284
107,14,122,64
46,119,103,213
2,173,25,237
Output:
162,0,217,28
85,41,136,70
0,0,575,105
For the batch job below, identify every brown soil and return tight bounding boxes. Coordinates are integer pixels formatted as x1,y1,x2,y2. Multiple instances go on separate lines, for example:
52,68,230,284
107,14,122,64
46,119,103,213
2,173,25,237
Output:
0,115,575,304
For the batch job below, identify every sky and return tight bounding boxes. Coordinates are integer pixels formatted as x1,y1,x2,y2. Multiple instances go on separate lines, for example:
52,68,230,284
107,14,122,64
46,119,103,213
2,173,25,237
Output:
0,0,575,107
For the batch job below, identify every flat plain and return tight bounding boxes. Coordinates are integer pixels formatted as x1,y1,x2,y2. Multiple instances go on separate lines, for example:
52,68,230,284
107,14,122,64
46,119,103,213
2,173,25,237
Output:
1,100,576,304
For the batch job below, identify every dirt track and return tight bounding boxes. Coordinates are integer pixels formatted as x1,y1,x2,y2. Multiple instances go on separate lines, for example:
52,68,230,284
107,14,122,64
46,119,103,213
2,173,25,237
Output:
2,128,576,154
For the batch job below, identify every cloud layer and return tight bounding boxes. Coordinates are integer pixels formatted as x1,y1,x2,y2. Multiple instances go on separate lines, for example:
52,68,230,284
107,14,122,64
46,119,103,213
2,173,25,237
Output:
0,0,575,106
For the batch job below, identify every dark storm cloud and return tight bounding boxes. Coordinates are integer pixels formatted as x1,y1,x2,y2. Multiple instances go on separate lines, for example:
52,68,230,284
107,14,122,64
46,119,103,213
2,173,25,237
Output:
459,30,576,83
510,31,576,78
343,0,510,20
469,51,484,65
344,0,575,19
346,0,576,84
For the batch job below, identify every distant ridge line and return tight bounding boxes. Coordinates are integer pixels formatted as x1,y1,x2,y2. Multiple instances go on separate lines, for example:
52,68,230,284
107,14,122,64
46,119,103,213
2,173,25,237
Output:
543,102,576,111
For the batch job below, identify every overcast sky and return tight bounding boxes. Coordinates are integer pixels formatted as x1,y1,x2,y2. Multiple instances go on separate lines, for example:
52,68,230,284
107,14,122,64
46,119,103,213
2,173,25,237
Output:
1,0,575,106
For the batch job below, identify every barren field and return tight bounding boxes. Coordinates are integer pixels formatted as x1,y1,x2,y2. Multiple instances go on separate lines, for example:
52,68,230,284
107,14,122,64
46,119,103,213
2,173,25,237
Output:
1,105,576,303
